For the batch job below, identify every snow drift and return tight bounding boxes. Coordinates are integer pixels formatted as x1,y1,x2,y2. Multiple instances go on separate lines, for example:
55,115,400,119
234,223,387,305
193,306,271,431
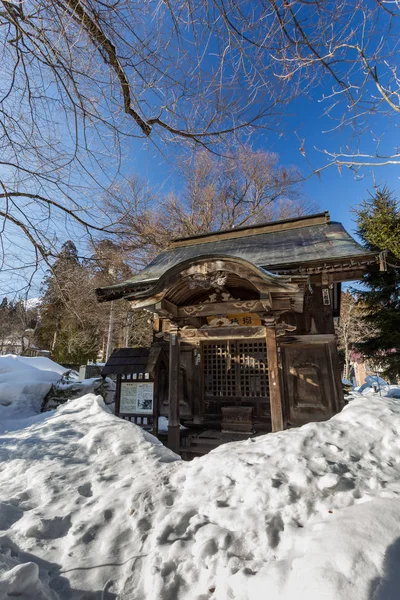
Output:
1,393,400,599
0,355,68,418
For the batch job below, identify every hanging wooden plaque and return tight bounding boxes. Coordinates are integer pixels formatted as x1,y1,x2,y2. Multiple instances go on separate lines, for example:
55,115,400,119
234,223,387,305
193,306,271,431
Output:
206,313,262,327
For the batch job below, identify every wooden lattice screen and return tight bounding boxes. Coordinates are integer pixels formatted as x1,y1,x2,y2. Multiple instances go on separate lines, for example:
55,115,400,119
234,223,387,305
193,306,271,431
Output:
202,339,270,422
237,340,269,398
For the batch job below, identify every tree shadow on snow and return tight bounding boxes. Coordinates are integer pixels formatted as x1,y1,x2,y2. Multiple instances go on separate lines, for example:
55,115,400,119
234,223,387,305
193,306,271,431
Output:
369,537,400,600
0,535,118,599
0,434,86,464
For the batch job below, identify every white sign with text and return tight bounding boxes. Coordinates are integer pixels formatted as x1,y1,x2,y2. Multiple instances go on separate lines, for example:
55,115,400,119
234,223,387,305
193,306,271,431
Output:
120,381,154,414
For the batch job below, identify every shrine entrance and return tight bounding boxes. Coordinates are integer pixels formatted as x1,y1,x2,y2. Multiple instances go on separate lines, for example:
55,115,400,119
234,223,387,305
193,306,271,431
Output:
202,339,271,427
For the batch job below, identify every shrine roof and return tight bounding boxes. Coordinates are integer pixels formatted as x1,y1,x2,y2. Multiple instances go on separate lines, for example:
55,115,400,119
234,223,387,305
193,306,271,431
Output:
101,348,150,376
96,212,377,301
101,346,165,376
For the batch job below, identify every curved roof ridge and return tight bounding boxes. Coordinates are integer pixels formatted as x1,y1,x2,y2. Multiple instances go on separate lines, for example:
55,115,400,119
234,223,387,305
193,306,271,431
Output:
171,212,330,247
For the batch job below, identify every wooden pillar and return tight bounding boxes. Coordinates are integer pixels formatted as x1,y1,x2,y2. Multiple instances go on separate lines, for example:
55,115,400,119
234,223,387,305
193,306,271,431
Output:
168,325,181,454
115,374,122,417
266,326,284,432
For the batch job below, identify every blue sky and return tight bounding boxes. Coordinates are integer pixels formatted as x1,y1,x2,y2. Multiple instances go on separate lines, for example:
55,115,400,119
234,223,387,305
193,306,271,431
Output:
122,94,400,241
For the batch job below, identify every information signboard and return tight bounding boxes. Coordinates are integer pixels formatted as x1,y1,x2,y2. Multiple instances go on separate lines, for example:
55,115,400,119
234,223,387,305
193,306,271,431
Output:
120,382,154,414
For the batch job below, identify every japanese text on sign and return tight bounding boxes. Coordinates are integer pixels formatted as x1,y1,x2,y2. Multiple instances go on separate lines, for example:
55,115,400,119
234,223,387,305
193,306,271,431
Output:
120,382,154,414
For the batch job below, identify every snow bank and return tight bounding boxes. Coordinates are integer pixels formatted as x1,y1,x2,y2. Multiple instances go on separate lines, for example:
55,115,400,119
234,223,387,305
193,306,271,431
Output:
1,393,400,599
42,375,115,411
0,355,68,418
0,548,55,600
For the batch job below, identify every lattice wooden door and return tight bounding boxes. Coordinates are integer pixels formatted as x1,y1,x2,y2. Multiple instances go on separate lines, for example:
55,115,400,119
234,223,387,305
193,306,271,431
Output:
202,339,270,424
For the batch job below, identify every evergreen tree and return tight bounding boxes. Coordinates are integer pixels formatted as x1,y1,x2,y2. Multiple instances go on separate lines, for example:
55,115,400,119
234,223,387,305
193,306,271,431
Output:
34,238,150,366
34,240,94,364
354,187,400,380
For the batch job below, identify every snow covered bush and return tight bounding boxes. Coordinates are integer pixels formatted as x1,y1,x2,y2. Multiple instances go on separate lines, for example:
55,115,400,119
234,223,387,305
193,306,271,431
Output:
41,374,115,411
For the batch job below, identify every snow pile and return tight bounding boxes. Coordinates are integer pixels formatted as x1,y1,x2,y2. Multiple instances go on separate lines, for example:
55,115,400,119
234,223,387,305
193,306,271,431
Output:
1,394,400,599
42,374,115,411
346,379,400,402
0,547,55,600
0,355,68,417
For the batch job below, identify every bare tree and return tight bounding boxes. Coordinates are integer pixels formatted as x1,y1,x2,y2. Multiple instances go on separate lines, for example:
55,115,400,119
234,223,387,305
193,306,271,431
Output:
166,149,314,232
0,297,39,355
336,291,367,381
210,0,400,171
0,0,289,293
103,148,317,267
1,0,399,293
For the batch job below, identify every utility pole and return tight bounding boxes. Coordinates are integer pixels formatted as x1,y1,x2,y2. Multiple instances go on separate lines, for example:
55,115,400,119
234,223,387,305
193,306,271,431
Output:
105,265,116,361
124,311,132,347
105,301,114,361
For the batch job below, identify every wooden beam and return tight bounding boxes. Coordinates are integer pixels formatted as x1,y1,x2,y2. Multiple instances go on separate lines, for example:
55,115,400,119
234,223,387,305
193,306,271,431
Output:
168,326,180,454
115,374,122,417
269,297,292,311
157,298,178,317
266,327,284,432
129,293,164,310
180,325,266,340
326,339,345,412
321,269,374,283
275,260,378,283
280,334,336,344
177,299,268,318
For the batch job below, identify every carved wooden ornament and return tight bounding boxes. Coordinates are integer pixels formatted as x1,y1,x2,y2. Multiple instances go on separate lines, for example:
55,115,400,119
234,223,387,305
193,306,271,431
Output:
275,321,297,337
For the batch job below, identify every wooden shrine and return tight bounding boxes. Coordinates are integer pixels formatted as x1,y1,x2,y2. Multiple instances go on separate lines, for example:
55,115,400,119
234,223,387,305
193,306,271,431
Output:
96,212,380,456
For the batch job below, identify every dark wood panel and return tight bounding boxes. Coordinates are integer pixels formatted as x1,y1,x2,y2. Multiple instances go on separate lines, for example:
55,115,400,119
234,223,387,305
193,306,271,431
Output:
179,343,194,420
281,340,339,426
168,328,180,453
308,284,335,334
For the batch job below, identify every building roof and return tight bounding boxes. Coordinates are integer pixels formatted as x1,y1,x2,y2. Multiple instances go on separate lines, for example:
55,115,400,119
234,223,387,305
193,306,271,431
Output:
101,348,150,376
96,212,377,302
101,346,165,376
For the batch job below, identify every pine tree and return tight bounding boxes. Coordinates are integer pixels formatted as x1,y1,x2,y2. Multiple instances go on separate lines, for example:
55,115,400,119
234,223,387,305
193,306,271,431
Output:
354,187,400,380
34,240,91,364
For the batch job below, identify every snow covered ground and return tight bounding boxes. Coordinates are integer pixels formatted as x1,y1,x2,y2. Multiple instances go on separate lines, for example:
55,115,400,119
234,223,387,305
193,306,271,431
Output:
1,387,400,599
